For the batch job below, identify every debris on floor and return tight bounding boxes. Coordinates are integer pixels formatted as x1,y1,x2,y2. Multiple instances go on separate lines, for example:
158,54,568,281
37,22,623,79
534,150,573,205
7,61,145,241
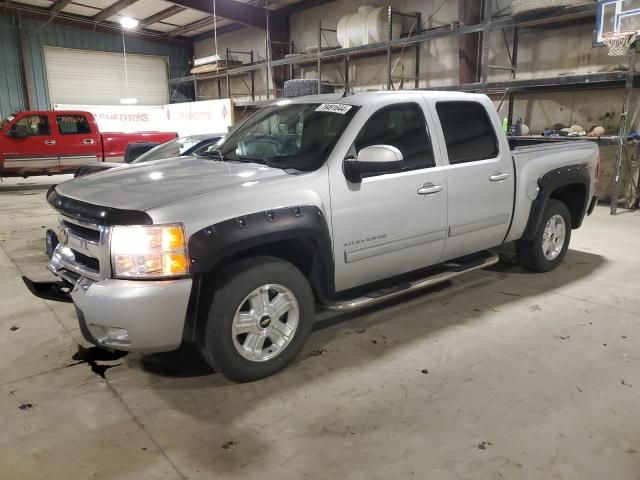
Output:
478,441,492,450
9,325,19,331
18,403,34,410
307,349,327,357
221,441,237,450
72,345,127,379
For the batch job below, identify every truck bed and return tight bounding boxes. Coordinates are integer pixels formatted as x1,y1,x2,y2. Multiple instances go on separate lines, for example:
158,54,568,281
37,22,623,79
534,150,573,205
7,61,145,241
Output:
505,139,599,244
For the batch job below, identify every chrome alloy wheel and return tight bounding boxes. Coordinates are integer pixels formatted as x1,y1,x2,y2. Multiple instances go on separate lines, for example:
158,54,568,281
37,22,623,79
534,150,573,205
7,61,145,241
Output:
232,284,300,362
542,214,567,261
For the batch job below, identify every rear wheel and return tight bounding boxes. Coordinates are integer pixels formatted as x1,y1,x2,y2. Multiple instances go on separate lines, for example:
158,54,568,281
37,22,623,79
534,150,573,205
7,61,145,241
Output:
516,199,572,272
200,256,314,382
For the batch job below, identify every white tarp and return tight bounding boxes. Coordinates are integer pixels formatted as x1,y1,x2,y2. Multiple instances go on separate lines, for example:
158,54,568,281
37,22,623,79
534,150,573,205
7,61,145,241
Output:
52,99,234,136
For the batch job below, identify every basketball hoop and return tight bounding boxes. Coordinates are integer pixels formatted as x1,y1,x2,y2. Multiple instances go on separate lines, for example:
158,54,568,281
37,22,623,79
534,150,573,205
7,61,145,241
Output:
602,30,638,56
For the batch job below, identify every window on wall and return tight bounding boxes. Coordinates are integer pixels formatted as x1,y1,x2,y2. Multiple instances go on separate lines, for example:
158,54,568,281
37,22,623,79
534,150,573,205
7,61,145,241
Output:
355,103,435,171
56,115,92,135
11,115,51,136
436,101,499,164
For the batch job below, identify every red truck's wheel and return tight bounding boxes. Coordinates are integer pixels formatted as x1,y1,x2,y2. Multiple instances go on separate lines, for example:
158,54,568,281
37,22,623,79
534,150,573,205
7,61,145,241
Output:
200,256,314,382
516,199,572,273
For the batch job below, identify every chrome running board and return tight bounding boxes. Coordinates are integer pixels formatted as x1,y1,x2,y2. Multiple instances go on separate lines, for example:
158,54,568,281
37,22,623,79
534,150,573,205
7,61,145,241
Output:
323,250,499,312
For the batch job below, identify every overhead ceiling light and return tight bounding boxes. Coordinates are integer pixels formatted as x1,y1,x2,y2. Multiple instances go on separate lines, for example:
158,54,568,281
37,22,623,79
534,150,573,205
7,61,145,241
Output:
120,16,139,29
120,98,138,105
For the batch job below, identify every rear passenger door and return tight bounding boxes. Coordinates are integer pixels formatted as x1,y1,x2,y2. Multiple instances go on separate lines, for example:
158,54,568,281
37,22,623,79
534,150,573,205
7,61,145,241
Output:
433,100,514,260
55,114,101,170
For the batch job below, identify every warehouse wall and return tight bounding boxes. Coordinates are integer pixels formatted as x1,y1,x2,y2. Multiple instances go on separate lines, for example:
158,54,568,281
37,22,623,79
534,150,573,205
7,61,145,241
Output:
0,12,190,117
0,15,27,117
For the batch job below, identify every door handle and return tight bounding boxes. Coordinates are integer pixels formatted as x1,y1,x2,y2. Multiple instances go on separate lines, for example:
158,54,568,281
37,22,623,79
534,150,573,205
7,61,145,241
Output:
417,183,443,196
83,139,95,145
44,140,56,146
489,173,509,182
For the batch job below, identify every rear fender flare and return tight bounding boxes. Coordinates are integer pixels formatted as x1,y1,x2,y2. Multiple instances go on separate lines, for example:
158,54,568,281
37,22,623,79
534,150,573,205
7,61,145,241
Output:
521,163,591,242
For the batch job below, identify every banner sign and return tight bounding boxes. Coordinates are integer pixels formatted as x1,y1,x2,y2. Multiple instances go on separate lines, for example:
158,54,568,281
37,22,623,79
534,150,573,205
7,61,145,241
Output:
53,99,234,136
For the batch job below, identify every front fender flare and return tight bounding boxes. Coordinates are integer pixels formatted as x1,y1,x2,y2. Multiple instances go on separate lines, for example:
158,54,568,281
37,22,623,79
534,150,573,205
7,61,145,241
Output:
187,205,334,296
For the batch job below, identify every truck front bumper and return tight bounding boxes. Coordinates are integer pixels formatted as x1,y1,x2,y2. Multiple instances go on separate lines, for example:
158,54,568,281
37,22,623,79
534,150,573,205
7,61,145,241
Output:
70,276,192,353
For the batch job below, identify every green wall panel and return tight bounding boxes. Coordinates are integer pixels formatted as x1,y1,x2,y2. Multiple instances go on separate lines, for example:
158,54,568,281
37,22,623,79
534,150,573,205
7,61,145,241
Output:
0,13,190,114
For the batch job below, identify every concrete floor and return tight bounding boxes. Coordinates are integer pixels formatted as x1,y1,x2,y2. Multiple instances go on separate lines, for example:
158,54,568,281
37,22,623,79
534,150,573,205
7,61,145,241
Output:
1,181,639,480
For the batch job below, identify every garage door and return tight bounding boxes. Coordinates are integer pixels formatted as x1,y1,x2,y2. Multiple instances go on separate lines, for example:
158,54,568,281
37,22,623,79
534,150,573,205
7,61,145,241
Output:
44,46,169,106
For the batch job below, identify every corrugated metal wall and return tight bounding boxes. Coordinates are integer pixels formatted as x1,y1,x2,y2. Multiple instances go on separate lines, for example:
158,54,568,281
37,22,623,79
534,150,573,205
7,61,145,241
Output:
0,12,190,116
0,15,26,117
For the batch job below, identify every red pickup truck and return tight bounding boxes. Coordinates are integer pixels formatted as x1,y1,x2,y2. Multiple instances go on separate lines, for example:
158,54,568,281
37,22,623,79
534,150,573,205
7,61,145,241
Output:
0,110,177,176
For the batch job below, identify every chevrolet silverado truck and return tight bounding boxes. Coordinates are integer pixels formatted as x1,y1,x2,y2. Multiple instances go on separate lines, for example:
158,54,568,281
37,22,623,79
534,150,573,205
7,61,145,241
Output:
0,110,177,176
24,92,599,382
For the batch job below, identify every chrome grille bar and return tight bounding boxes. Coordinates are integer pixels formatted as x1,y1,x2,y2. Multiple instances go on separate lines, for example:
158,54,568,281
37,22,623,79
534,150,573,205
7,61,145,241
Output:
49,215,111,283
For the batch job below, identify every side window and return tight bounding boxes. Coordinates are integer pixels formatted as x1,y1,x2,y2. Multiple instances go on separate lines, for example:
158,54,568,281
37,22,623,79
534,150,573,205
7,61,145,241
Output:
355,103,435,171
56,115,92,135
436,101,499,164
10,115,51,136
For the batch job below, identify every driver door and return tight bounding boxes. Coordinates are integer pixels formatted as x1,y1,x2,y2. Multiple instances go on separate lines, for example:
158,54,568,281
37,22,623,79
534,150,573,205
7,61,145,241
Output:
3,114,59,173
328,100,448,292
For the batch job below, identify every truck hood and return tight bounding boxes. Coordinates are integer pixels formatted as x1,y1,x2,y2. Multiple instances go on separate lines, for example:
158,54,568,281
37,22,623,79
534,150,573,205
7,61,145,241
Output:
54,157,290,211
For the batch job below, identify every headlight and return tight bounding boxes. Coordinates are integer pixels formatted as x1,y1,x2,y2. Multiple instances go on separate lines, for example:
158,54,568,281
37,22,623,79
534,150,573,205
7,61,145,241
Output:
111,223,188,279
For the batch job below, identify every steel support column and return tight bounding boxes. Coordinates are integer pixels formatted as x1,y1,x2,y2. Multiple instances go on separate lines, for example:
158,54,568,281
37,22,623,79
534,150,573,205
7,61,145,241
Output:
459,0,481,84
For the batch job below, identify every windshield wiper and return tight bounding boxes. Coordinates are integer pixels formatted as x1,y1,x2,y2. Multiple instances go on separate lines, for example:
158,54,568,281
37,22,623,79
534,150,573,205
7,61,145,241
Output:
236,155,273,166
202,149,224,161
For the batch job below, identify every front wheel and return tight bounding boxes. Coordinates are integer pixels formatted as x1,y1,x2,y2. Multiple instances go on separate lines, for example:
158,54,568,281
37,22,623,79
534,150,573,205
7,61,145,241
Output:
200,256,314,382
516,199,572,272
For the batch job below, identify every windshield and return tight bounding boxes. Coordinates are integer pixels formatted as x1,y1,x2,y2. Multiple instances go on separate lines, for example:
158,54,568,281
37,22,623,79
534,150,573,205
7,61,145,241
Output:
216,102,359,171
0,115,15,130
132,135,214,164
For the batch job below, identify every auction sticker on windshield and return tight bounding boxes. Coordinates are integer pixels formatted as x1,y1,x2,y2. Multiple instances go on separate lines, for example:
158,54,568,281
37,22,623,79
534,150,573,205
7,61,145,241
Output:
315,104,352,114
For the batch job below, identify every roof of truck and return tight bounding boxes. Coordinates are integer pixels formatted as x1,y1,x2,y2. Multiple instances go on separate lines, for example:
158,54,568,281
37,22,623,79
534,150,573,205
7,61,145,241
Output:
10,110,95,116
284,90,488,106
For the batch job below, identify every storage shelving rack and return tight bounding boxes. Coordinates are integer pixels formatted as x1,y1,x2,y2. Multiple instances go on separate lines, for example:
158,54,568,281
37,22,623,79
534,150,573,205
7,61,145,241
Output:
170,2,633,113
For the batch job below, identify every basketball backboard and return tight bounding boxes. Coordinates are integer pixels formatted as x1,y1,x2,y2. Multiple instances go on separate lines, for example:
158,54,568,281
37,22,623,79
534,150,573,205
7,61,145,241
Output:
596,0,640,45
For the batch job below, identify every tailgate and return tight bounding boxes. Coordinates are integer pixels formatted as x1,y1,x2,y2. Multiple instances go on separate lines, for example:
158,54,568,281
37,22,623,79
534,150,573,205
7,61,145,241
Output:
101,132,176,161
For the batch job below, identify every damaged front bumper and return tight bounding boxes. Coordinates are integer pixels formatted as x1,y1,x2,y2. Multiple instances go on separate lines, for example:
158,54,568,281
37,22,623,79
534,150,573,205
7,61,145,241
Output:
25,240,192,354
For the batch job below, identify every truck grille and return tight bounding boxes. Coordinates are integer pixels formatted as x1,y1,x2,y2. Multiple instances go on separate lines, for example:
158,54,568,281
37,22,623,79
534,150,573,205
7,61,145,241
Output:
49,215,111,283
61,220,101,243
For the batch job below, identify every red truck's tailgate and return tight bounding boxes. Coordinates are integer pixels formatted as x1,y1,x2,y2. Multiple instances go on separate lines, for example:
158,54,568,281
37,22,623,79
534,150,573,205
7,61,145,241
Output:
100,132,177,161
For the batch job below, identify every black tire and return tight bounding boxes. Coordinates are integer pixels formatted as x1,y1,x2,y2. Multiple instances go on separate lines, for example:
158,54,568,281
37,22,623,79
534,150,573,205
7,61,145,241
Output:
516,199,572,273
200,256,314,382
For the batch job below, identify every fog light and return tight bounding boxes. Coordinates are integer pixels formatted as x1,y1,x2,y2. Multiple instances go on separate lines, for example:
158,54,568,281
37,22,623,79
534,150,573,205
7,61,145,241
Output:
95,326,130,346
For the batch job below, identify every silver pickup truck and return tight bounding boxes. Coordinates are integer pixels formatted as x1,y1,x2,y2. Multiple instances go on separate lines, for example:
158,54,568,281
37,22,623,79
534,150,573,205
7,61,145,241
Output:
25,91,599,382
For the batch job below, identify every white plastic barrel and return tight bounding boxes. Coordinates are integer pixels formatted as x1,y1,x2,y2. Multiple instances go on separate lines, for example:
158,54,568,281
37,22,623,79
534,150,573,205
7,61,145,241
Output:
337,6,402,48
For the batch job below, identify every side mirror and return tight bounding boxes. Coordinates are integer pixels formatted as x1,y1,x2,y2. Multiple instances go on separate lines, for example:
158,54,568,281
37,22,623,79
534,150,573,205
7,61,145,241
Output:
343,145,404,183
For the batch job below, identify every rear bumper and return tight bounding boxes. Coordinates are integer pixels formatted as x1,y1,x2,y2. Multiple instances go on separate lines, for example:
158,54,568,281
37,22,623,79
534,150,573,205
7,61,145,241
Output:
71,277,192,353
587,195,599,216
